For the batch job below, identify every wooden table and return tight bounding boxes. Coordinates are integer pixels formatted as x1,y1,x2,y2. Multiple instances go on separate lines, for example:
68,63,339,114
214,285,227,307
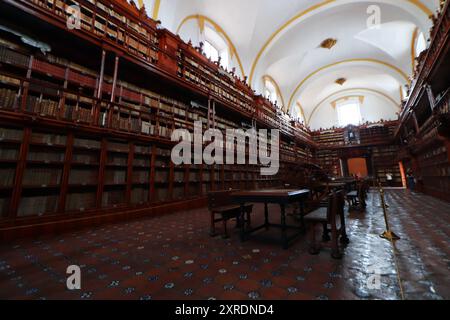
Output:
317,180,357,193
231,189,310,249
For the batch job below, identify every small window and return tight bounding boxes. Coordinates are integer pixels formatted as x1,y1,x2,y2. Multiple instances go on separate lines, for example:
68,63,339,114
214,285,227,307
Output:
219,50,229,69
293,103,305,123
336,99,362,126
203,26,229,69
415,31,427,58
264,79,278,105
204,40,219,62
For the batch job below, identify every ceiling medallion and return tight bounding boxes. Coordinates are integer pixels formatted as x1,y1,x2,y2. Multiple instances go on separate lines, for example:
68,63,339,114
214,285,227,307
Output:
335,78,347,86
319,38,337,49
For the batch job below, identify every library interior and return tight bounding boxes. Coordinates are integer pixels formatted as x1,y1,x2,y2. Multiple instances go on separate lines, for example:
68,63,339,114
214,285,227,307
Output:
0,0,449,301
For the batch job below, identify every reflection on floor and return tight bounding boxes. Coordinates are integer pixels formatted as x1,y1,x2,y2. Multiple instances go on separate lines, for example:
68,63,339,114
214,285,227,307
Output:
0,189,448,300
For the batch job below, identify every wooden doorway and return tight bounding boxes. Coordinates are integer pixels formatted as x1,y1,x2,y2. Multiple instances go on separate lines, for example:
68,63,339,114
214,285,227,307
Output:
347,158,368,178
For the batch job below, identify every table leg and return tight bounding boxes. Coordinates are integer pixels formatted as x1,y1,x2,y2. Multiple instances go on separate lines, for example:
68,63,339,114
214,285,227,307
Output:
299,200,306,233
340,210,350,245
239,203,247,242
280,204,288,249
264,202,269,230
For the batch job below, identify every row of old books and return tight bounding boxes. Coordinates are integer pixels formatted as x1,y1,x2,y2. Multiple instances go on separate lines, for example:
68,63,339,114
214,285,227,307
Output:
104,170,127,185
18,195,58,217
154,170,170,183
65,192,96,212
0,168,15,187
74,137,101,149
108,140,129,153
154,188,170,202
0,45,29,67
22,168,62,186
31,132,67,146
69,169,98,185
0,147,19,161
26,95,59,118
131,187,149,205
107,153,128,166
132,171,150,184
0,127,23,141
0,88,20,110
102,190,126,207
27,149,65,162
132,159,150,172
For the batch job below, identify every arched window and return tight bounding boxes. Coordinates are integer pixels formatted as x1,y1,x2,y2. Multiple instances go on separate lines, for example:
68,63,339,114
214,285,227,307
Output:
203,26,229,69
415,31,427,58
334,97,363,127
292,103,306,123
263,76,283,108
264,79,277,104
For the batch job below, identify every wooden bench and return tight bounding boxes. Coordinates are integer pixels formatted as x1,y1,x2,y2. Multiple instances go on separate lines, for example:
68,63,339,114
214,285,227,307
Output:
304,191,349,259
208,190,253,239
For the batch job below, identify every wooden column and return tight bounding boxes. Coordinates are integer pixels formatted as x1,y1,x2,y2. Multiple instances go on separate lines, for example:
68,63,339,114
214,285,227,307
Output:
110,55,120,103
184,164,189,198
445,140,450,163
96,138,108,208
9,127,31,217
425,84,436,110
199,163,204,196
97,50,106,99
107,54,120,128
58,132,74,212
149,145,156,202
168,160,174,200
126,142,134,205
207,98,211,129
412,113,420,133
20,56,34,112
58,67,70,120
93,50,106,126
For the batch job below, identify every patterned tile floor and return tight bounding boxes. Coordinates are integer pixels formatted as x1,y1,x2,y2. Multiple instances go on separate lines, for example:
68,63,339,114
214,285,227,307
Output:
0,189,448,300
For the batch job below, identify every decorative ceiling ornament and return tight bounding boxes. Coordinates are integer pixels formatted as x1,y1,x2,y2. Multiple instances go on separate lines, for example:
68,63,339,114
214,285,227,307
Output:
319,38,337,49
335,78,347,85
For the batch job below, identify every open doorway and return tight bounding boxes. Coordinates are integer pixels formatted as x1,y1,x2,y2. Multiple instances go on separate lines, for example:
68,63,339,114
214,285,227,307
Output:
347,158,368,178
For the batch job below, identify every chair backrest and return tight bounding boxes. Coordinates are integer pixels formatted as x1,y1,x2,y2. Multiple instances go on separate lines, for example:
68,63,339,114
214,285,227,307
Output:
356,181,368,198
207,190,236,211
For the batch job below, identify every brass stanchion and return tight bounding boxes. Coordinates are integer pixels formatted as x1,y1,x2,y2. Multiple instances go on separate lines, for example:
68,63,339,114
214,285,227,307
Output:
378,184,400,241
378,184,405,300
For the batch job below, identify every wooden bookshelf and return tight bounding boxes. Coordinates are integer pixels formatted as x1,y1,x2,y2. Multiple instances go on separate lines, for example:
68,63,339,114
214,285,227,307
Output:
396,2,450,201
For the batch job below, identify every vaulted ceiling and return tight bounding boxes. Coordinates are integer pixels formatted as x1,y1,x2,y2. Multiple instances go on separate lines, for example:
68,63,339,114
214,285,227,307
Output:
141,0,440,128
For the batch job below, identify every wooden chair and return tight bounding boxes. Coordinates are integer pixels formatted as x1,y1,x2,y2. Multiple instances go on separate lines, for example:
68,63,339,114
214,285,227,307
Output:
346,181,367,211
304,191,349,259
207,190,253,239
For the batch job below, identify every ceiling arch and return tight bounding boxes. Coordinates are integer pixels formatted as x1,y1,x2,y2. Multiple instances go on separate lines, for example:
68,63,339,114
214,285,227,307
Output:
248,0,433,86
176,14,246,77
287,58,408,112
